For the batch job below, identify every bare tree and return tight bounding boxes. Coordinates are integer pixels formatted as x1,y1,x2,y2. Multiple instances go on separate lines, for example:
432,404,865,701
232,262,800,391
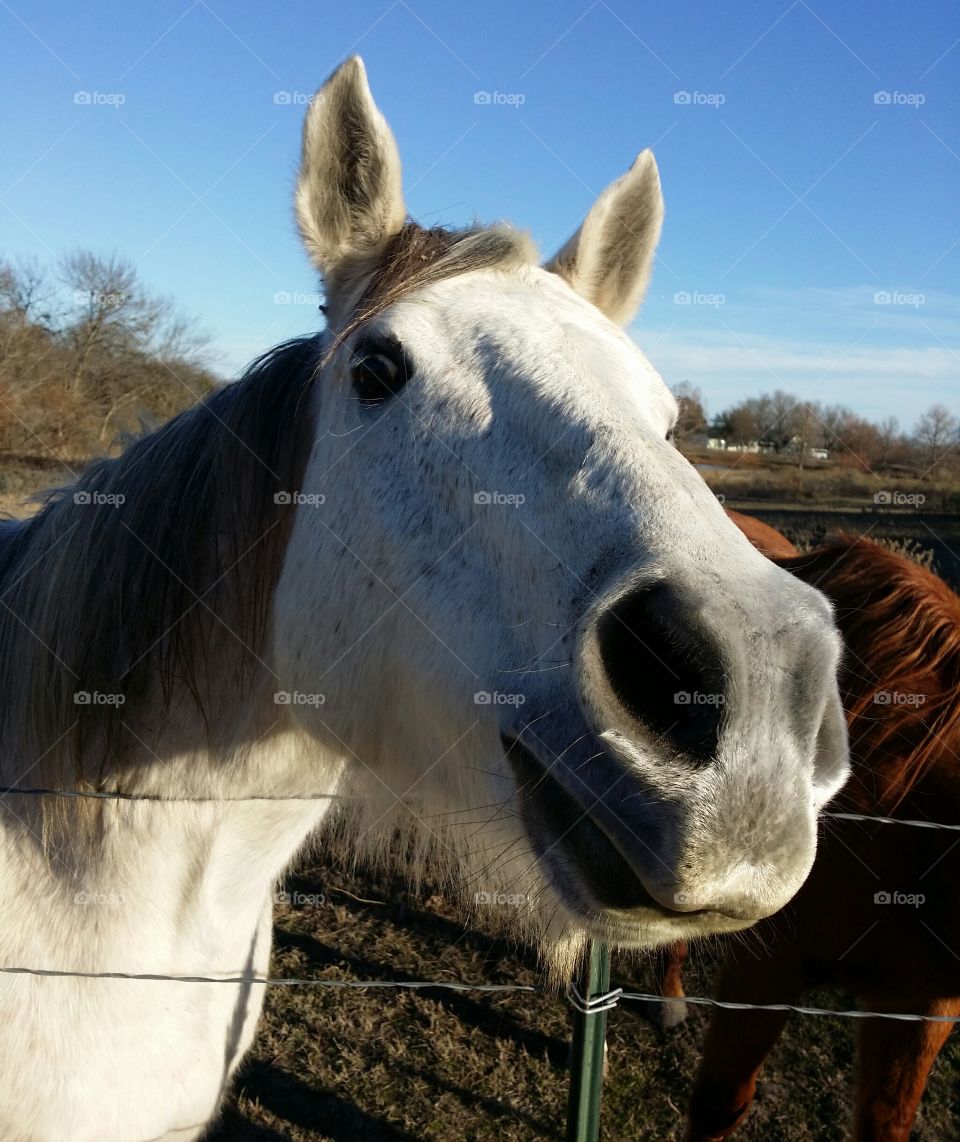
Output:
671,381,707,440
914,404,959,478
0,251,217,459
876,416,901,468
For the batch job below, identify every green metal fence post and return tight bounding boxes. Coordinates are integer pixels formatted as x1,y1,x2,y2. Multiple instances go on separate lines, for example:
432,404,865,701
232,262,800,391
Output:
566,940,615,1142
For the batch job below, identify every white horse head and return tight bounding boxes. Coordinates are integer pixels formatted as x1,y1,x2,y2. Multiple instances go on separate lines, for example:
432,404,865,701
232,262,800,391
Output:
275,57,848,963
0,56,848,1140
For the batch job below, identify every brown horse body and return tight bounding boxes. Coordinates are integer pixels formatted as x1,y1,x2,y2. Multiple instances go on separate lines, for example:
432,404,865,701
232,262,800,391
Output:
675,515,960,1141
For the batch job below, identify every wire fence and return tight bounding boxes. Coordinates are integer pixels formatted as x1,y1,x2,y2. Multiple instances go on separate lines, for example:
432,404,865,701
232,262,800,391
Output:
2,781,958,1140
0,783,956,1022
1,963,957,1024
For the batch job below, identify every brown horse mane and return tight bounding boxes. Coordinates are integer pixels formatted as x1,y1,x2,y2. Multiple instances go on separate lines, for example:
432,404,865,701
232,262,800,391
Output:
778,536,960,812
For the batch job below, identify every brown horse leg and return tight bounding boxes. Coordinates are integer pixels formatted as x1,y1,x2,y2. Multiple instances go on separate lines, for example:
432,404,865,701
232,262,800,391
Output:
652,940,689,1027
686,955,802,1141
854,998,959,1141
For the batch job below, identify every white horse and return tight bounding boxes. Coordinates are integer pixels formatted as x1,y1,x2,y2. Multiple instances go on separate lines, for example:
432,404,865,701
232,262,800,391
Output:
0,58,848,1140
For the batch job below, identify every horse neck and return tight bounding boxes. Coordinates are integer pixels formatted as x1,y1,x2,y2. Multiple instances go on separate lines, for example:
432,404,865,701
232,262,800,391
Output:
0,710,345,971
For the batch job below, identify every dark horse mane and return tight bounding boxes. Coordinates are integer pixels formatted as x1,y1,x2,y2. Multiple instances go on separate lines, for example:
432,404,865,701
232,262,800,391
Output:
0,335,322,784
780,536,960,812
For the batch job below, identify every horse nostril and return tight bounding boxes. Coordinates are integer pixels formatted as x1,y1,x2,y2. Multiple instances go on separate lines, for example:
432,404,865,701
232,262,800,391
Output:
594,582,726,763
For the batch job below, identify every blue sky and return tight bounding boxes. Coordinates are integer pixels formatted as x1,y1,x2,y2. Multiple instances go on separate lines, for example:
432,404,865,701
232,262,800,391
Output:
2,0,957,427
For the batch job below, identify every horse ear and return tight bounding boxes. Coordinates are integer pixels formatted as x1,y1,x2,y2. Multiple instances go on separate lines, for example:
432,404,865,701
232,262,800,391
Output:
296,57,405,293
544,150,663,326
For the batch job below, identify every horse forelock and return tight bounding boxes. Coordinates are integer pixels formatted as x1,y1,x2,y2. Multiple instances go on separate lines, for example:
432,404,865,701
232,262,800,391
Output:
327,220,535,351
781,536,960,811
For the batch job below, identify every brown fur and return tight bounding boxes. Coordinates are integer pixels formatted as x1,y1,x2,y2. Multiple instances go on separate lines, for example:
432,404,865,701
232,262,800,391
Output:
724,509,798,559
782,537,960,813
672,518,960,1140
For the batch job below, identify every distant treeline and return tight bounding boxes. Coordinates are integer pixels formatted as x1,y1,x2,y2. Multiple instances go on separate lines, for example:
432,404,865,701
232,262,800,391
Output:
673,381,959,478
0,253,218,461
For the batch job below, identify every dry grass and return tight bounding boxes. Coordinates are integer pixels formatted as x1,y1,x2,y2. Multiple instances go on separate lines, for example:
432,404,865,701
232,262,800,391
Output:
206,852,960,1141
685,448,960,512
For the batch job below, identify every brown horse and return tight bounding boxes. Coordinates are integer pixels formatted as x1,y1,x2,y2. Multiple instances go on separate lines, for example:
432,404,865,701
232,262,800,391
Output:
663,514,960,1141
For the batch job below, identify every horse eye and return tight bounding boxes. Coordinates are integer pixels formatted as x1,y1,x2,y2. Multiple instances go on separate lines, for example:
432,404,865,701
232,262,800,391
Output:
666,427,676,443
351,345,408,405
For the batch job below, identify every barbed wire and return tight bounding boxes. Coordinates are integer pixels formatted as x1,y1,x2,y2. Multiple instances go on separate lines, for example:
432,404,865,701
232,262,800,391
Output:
824,810,960,832
0,786,349,802
1,787,958,833
0,962,956,1023
618,991,960,1024
0,785,955,1024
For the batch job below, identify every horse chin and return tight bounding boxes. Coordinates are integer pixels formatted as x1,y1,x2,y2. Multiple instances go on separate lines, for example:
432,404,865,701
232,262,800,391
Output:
503,735,753,947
